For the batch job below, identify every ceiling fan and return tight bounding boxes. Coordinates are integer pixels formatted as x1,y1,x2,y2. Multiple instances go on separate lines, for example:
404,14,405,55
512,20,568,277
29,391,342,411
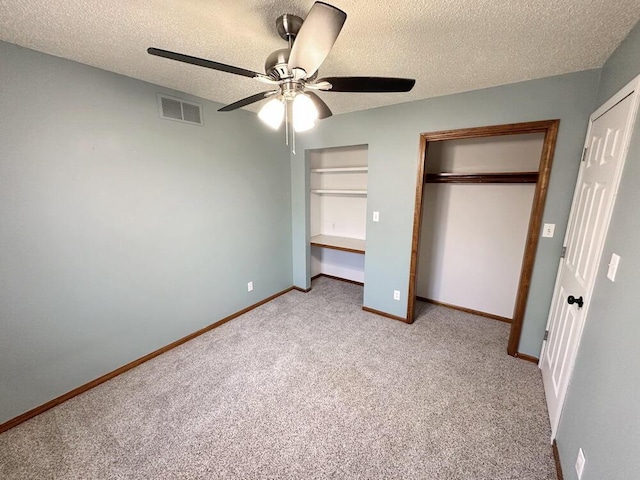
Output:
148,1,415,133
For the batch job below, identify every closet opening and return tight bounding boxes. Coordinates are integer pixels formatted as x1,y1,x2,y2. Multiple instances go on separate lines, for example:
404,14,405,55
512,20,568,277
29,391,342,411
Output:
407,121,559,358
309,144,369,286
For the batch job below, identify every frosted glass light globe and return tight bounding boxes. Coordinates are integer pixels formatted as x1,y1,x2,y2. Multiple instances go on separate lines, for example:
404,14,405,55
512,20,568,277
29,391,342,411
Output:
258,98,285,129
292,93,318,132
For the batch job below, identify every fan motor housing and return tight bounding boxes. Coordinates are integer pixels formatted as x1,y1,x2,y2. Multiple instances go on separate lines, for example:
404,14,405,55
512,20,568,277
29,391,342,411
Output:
265,48,291,79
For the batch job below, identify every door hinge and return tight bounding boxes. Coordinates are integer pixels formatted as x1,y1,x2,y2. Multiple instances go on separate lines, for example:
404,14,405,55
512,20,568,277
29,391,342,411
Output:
561,246,567,258
581,147,588,162
544,330,549,341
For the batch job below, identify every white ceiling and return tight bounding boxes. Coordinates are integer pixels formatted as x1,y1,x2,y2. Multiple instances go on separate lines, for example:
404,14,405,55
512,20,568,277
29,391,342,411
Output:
1,1,639,115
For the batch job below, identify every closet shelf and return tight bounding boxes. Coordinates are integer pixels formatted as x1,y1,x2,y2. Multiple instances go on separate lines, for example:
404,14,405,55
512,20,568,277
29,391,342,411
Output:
311,167,369,173
311,189,367,195
310,235,365,254
424,172,539,184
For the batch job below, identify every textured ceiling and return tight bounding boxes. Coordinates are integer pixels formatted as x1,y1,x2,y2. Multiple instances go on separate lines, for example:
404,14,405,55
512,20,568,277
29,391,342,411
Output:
1,1,639,115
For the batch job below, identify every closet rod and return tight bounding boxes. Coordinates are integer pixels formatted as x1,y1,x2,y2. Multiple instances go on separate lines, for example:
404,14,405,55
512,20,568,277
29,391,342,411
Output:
424,172,539,184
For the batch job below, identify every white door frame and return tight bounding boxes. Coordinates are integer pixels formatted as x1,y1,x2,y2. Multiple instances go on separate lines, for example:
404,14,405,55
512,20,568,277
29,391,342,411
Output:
540,72,640,439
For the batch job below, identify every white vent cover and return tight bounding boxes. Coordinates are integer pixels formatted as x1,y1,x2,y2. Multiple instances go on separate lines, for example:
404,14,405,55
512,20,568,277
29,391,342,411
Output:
157,94,203,125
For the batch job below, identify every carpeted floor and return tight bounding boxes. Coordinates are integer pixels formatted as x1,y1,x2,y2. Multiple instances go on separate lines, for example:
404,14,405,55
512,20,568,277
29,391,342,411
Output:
0,277,557,479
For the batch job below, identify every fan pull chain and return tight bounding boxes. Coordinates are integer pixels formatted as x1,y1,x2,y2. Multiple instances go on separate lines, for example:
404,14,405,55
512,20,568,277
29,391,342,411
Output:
291,100,296,154
292,125,296,155
283,99,296,154
285,100,289,146
288,31,297,153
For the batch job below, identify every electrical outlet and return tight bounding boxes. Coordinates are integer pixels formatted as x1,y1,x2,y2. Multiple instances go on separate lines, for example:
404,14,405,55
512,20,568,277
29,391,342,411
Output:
393,290,400,301
247,281,253,292
373,211,380,222
575,448,586,479
542,223,556,238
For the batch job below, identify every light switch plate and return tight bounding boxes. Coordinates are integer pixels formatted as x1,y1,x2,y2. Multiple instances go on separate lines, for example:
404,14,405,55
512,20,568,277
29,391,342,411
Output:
542,223,556,238
607,253,620,282
373,211,380,222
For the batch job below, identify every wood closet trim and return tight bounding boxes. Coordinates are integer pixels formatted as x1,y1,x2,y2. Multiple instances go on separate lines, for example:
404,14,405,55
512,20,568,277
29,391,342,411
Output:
419,120,559,141
406,119,560,358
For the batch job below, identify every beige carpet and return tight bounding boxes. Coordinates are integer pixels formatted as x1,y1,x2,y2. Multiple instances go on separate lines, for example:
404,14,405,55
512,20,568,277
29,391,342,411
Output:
0,276,556,479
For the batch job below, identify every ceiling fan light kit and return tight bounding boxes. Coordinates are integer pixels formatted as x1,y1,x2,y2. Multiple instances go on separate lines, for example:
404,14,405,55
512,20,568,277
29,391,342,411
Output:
147,1,415,141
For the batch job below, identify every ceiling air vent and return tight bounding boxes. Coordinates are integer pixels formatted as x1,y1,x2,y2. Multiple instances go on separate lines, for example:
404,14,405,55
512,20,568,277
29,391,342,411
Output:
157,94,203,126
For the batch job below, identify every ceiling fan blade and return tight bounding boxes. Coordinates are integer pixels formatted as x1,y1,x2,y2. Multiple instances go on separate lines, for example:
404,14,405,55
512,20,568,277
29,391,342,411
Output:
218,91,278,112
307,92,333,119
319,76,416,93
148,48,260,79
288,2,347,79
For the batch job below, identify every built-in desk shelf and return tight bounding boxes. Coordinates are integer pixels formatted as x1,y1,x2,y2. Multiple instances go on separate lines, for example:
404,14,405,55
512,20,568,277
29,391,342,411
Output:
311,189,367,195
310,235,365,254
311,167,369,173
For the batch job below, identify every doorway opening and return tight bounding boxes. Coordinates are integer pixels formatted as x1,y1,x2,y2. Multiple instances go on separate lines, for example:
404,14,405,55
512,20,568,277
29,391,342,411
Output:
407,120,560,357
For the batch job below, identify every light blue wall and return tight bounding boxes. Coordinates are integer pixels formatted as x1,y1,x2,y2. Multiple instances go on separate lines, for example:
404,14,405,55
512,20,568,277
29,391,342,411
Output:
0,41,292,424
596,20,640,105
291,70,600,356
556,21,640,479
291,150,310,288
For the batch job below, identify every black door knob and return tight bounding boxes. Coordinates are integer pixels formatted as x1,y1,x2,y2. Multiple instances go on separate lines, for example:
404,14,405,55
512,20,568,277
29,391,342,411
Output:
567,295,584,308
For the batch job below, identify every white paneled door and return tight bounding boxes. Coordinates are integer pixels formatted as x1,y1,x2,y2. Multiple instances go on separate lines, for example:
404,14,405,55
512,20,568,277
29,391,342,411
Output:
541,90,638,439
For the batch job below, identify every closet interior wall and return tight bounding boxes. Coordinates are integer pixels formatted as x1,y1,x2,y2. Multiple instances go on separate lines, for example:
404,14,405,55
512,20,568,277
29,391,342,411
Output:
416,134,545,319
